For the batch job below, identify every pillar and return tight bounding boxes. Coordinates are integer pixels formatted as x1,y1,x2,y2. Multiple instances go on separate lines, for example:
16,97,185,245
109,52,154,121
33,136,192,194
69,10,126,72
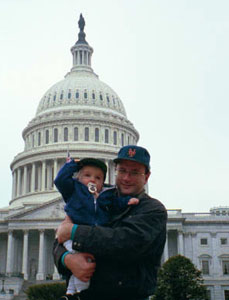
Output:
105,160,110,184
36,230,45,280
164,231,169,261
53,159,58,190
52,265,60,280
41,161,46,191
23,165,28,195
178,230,184,255
31,163,35,192
12,171,16,199
6,231,14,275
17,168,21,196
22,230,29,280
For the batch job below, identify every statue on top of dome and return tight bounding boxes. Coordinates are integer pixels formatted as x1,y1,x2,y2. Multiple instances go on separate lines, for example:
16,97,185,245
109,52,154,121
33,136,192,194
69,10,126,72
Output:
76,13,87,44
78,14,85,32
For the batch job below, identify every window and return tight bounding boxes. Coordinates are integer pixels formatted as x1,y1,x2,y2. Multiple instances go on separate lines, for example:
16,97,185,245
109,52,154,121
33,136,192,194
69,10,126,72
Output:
95,128,99,142
206,290,211,300
106,95,110,104
105,129,109,143
53,94,56,101
85,127,89,141
221,238,228,245
127,135,130,145
202,260,209,275
225,290,229,300
113,131,117,145
74,127,78,141
100,94,103,100
92,92,95,100
64,127,68,142
200,238,208,245
223,261,229,275
60,92,63,100
121,133,124,146
84,91,87,99
54,128,58,143
45,130,49,144
68,91,71,99
38,132,41,146
75,91,79,99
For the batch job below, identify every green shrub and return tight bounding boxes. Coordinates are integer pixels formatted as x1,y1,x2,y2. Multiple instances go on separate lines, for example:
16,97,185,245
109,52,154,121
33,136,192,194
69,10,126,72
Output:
26,282,66,300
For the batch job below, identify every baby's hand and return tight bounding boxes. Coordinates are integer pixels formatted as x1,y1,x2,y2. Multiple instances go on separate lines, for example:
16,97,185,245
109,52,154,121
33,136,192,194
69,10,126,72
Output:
128,197,139,205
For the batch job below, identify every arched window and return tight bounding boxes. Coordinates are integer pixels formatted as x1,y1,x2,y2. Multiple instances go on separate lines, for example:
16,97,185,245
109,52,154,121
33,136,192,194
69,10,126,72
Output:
100,94,103,101
92,92,95,100
84,91,87,99
105,129,109,144
95,128,99,142
121,133,124,146
113,131,117,145
38,132,41,146
54,128,58,143
85,127,89,141
68,90,71,99
64,127,68,142
75,91,79,99
74,127,78,141
60,91,63,100
45,130,49,144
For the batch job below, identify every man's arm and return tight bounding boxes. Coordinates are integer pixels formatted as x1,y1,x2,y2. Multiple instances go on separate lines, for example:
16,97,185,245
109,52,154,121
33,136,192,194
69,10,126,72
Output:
57,197,167,262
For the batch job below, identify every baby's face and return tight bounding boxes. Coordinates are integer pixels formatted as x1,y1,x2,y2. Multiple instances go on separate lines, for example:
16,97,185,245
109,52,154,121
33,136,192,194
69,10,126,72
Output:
77,165,104,193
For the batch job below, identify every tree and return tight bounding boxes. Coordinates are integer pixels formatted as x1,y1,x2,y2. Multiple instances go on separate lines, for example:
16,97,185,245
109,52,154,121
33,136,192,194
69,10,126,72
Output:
153,255,208,300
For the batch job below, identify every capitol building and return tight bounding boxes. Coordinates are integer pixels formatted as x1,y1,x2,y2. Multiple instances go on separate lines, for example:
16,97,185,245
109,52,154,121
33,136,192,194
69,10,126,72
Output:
0,15,229,300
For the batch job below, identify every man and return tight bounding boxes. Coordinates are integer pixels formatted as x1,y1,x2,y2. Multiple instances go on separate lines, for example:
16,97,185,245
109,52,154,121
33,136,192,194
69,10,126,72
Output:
53,145,167,300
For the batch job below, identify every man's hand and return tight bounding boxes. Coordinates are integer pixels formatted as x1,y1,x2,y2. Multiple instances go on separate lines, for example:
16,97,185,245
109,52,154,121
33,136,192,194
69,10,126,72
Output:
56,217,73,244
64,252,96,282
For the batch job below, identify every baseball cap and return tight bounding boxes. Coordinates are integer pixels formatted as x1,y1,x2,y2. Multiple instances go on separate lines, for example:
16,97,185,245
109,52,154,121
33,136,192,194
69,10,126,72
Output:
113,145,150,171
77,158,107,181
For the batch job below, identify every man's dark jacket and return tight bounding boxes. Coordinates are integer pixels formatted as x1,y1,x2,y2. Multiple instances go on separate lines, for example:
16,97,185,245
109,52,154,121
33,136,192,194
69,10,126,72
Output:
53,191,167,300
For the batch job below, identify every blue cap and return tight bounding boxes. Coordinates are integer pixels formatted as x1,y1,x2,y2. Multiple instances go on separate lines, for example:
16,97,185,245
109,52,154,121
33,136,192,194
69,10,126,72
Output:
113,145,150,171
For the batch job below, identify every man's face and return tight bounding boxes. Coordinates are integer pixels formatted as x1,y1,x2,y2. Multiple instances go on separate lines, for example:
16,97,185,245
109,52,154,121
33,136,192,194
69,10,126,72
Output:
115,160,150,196
77,165,104,193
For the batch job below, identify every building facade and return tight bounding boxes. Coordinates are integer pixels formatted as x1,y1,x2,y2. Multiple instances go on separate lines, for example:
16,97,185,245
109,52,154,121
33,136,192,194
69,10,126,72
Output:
0,15,228,300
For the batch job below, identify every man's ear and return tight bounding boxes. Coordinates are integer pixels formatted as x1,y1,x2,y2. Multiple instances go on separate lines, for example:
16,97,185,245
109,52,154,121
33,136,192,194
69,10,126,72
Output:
144,171,151,184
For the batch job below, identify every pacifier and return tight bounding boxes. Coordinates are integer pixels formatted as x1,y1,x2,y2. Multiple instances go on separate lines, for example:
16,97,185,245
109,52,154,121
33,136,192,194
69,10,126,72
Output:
87,182,97,194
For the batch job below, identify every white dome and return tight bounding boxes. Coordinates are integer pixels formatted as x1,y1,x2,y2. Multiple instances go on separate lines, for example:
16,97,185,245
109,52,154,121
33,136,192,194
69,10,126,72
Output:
36,70,127,117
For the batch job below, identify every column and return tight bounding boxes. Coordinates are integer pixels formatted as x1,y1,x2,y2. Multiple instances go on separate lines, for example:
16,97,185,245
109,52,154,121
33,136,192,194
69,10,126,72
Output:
211,232,218,276
163,231,169,261
6,231,14,275
23,165,28,195
17,168,21,196
12,171,16,199
53,159,58,190
178,230,184,255
105,160,110,184
52,265,60,280
41,161,46,191
191,233,197,266
36,230,45,280
31,163,35,192
22,230,29,280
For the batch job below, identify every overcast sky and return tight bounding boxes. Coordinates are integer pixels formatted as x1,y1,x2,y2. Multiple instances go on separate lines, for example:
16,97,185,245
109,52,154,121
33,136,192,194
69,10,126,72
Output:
0,0,229,212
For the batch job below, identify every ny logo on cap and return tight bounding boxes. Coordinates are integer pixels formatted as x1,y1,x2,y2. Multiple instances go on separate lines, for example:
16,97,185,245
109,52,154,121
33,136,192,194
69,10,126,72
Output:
128,148,136,157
